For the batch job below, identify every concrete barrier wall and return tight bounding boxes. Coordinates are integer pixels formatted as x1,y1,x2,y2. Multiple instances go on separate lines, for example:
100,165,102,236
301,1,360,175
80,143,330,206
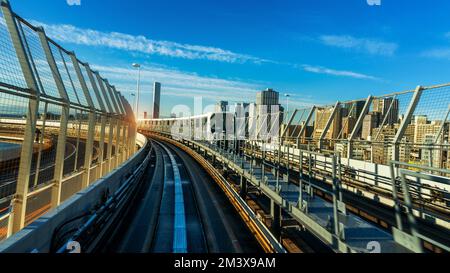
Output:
0,133,148,253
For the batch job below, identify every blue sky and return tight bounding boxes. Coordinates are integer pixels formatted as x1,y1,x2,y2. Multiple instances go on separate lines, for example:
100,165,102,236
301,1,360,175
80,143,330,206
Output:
9,0,450,117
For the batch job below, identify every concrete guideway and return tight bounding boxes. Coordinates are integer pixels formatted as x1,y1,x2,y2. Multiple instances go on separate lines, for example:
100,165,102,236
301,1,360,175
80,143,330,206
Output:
110,138,264,253
146,132,418,253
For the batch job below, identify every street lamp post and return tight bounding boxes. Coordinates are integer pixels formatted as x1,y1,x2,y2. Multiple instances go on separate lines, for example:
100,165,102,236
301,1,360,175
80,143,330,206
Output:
132,63,141,120
130,93,136,113
284,93,290,119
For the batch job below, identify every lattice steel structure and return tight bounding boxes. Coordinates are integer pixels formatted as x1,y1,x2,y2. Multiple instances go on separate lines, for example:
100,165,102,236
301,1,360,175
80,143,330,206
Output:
0,0,136,241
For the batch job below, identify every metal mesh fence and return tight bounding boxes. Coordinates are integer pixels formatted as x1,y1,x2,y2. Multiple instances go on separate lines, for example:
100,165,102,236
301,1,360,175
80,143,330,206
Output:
49,42,80,104
0,92,27,198
0,2,135,241
63,53,88,106
79,63,101,110
0,10,26,89
0,212,9,241
282,86,450,170
18,21,60,99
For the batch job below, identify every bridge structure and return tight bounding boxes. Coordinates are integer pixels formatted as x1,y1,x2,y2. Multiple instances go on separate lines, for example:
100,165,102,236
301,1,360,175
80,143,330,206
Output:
137,82,450,253
0,0,449,254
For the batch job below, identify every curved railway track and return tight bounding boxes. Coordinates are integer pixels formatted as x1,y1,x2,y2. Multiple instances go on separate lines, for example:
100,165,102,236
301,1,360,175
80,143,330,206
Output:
110,139,261,253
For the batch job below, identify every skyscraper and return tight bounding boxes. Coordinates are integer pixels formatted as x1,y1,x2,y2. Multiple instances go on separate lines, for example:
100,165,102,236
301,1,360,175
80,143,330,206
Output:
255,88,282,140
215,101,229,112
256,88,279,105
313,107,342,140
152,82,161,119
373,97,399,125
361,112,381,140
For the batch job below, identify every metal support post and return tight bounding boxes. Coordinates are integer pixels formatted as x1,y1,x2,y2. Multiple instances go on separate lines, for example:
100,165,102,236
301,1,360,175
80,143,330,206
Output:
115,119,122,167
240,175,247,198
33,102,48,187
332,156,340,238
107,118,115,172
318,102,340,151
298,151,304,209
270,199,281,240
392,86,423,161
98,115,107,175
82,112,96,188
36,26,71,208
348,95,373,159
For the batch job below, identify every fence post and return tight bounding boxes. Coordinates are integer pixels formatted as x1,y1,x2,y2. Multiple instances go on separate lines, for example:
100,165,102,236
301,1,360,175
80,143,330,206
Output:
98,114,107,174
332,156,340,238
392,86,423,162
115,119,122,167
70,55,96,188
107,118,116,171
121,122,128,163
318,102,340,151
347,95,373,159
37,27,71,208
2,0,41,232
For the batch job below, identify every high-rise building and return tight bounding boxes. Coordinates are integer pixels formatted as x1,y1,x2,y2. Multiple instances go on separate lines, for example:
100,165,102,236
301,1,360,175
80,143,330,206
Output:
152,82,161,119
313,107,342,140
361,112,381,140
372,123,415,165
414,118,442,144
215,101,229,112
344,101,366,119
373,97,399,125
233,102,250,138
341,116,357,139
255,89,282,140
422,134,442,167
256,88,279,106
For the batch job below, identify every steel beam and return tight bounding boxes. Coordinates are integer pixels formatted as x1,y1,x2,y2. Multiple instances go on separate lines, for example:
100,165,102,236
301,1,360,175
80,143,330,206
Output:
70,53,96,187
95,73,113,113
37,27,71,208
318,102,340,150
85,64,106,112
98,115,107,175
296,106,315,142
115,119,122,167
106,118,115,172
392,86,423,161
347,95,373,159
281,109,298,139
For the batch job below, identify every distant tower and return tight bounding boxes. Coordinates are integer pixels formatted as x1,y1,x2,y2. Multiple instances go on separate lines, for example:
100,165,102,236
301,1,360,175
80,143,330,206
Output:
153,82,161,119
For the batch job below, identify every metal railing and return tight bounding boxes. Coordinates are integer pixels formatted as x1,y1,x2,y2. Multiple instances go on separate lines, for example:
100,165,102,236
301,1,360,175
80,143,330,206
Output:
138,82,450,252
0,0,137,241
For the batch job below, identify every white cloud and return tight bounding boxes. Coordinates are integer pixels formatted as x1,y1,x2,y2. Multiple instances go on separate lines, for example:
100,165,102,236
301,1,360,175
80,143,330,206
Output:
92,64,263,102
93,64,328,113
301,64,379,80
30,20,267,64
66,0,81,6
420,33,450,60
422,48,450,60
319,35,398,56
